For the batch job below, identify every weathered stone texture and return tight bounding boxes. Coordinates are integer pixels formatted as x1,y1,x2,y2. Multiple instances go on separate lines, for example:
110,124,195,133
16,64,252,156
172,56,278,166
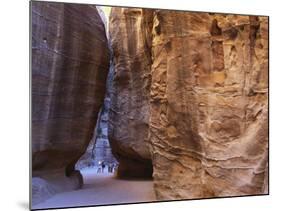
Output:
108,8,154,177
150,11,268,199
109,9,268,199
32,1,109,204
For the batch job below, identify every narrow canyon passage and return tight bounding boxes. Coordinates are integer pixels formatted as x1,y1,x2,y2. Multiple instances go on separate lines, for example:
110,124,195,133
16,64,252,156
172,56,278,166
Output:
32,4,155,209
34,91,156,210
33,168,156,209
31,2,268,209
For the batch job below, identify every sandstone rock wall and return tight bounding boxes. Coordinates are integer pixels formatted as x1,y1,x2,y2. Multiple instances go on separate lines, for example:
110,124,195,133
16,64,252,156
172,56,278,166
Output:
32,1,109,204
75,6,117,171
108,8,154,177
109,9,268,199
150,11,268,199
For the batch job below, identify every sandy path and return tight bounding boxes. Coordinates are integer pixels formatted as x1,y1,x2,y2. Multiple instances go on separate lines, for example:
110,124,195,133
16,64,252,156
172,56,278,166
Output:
33,167,156,209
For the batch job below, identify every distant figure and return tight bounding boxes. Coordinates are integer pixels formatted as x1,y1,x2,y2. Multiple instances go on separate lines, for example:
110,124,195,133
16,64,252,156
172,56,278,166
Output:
97,161,102,173
101,161,106,173
108,163,114,173
113,163,118,173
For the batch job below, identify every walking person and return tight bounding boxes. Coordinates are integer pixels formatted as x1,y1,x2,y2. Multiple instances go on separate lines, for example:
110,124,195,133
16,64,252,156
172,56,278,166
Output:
101,161,105,173
108,164,112,173
97,161,102,173
112,163,118,173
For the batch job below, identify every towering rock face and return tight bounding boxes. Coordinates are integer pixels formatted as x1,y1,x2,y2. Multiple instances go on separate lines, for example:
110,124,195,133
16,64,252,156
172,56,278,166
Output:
109,9,268,199
108,8,154,177
150,11,268,199
32,2,109,204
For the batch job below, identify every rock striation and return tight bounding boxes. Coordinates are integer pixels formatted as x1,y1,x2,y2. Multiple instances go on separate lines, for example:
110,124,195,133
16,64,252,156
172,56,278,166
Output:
32,2,109,204
109,9,268,199
108,8,154,177
150,11,268,199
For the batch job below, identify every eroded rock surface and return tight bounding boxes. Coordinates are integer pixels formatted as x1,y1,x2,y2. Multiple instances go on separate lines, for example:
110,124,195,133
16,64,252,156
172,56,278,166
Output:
32,1,109,204
150,11,268,199
108,8,154,177
109,9,268,199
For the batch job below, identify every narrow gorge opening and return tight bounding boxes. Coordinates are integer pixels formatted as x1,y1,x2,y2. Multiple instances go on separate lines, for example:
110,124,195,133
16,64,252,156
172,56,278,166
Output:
74,7,117,174
31,2,268,209
32,4,155,209
75,6,153,180
75,100,118,172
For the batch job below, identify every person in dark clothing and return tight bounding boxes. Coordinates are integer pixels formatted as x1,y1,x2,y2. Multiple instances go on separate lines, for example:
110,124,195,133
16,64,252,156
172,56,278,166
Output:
108,164,112,173
101,161,106,173
113,164,118,173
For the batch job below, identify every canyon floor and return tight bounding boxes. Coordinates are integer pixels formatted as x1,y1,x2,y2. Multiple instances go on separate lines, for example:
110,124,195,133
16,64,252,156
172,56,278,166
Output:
33,167,156,210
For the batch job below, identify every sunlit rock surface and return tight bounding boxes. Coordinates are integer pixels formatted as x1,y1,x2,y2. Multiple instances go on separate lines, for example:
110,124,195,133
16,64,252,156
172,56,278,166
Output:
150,11,268,199
32,2,109,204
109,9,268,199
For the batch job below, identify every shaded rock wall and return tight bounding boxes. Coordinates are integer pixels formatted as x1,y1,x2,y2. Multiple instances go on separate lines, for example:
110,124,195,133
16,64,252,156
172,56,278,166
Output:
109,9,268,199
32,1,109,204
75,6,117,171
108,8,154,177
